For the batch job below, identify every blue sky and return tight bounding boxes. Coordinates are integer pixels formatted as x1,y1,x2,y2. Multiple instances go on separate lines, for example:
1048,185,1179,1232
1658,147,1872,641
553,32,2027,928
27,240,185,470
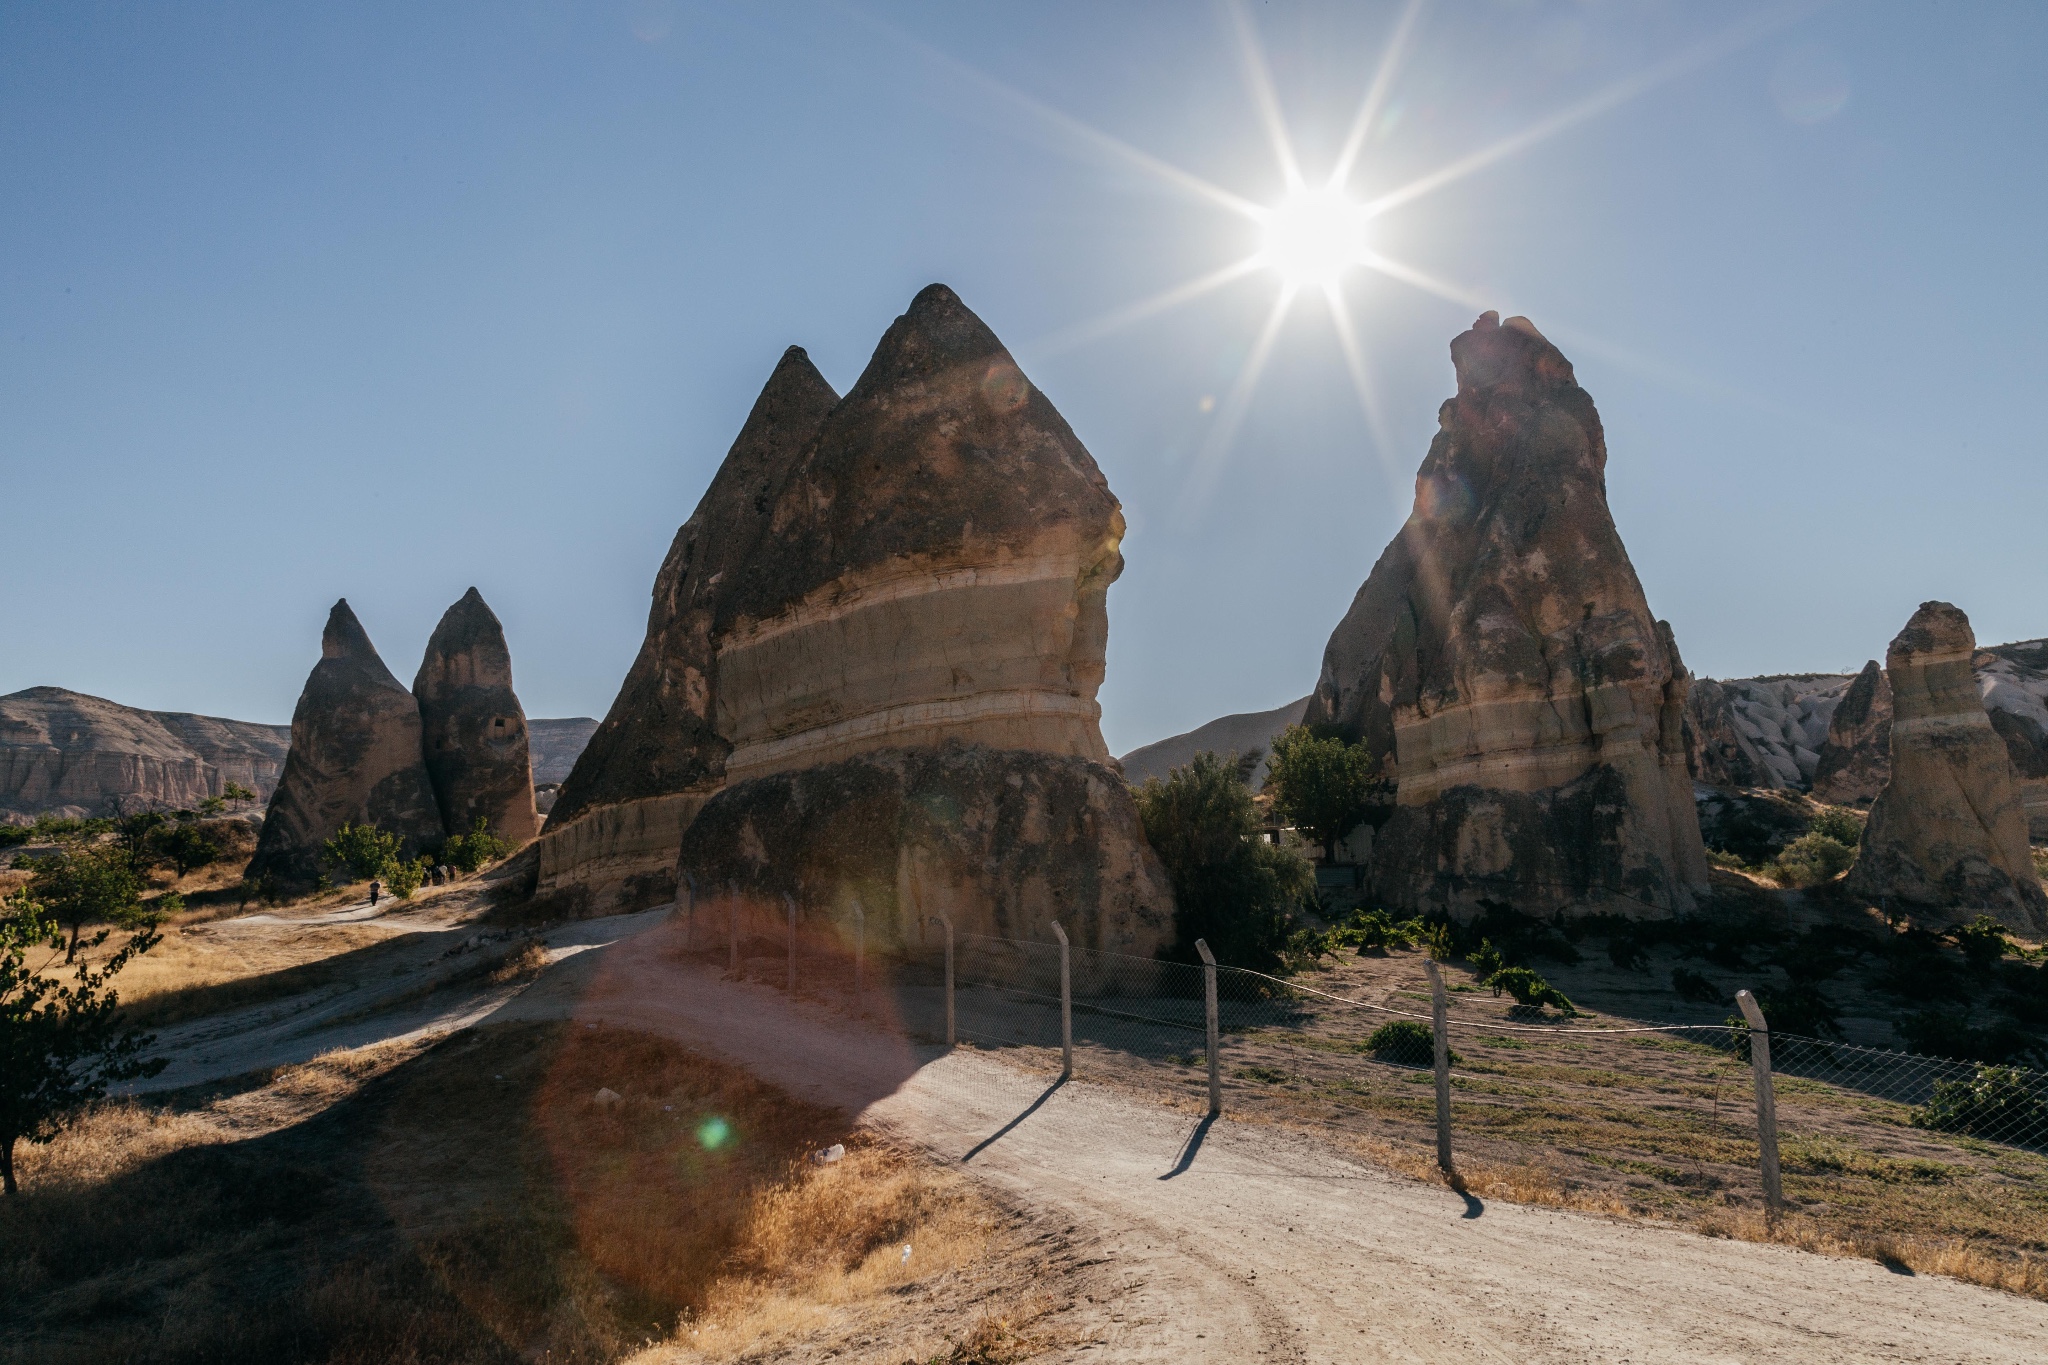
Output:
4,1,2044,755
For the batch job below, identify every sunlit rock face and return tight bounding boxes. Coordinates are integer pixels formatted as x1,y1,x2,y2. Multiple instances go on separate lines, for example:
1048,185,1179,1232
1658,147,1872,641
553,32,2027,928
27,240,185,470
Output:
1978,638,2048,842
413,587,539,845
536,346,840,915
1304,311,1709,920
249,600,444,886
1844,603,2048,934
1811,661,1894,807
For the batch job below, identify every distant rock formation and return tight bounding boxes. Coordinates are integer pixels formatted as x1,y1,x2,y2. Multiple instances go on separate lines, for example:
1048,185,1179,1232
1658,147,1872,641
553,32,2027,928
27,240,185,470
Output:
1843,603,2047,934
547,285,1174,949
0,687,289,822
413,588,539,844
1118,696,1311,788
1304,311,1708,919
248,600,445,886
1685,674,1850,791
537,345,841,912
1811,661,1893,807
528,719,597,787
1979,639,2048,841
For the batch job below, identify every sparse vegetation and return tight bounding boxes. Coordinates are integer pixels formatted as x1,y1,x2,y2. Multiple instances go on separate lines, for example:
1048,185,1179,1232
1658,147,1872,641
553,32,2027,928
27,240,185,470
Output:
1912,1063,2048,1141
441,816,512,874
19,843,152,963
319,821,402,883
1770,831,1856,888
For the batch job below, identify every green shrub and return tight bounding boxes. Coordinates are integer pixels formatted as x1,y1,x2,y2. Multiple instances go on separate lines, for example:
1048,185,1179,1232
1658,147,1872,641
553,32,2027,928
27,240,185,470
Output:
1808,806,1865,845
441,817,513,875
1263,725,1391,861
1772,832,1856,888
0,826,30,850
1363,1018,1459,1067
1485,966,1578,1017
384,856,431,901
1911,1064,2048,1141
321,823,402,882
1950,915,2012,970
153,822,224,878
1328,907,1426,955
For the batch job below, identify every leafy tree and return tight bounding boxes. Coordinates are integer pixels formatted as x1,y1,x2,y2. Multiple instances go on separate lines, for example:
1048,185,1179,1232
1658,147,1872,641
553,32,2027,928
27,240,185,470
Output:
111,810,170,874
1808,806,1865,846
23,843,150,963
220,781,258,810
1264,725,1392,861
1,889,166,1194
1772,831,1856,888
196,795,227,817
155,822,224,878
1134,752,1315,972
384,856,430,900
442,817,512,875
321,823,402,882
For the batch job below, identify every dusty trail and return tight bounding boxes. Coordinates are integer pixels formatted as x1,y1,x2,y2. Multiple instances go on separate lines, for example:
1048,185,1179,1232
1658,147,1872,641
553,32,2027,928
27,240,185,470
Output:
142,909,2048,1362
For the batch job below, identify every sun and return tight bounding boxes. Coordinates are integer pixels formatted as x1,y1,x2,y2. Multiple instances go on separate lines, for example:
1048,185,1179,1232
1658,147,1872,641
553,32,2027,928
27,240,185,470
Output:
1257,187,1368,290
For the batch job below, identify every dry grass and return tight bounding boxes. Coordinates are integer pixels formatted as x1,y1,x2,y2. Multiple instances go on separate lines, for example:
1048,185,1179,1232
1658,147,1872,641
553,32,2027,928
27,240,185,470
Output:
1,1022,1038,1365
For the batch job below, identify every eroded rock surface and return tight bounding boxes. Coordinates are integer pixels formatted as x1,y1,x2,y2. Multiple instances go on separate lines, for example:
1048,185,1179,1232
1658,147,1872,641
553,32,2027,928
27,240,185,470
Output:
1811,661,1893,807
1843,603,2047,934
248,601,444,886
1304,311,1708,918
413,588,539,844
1979,639,2048,841
1685,675,1850,791
0,687,288,821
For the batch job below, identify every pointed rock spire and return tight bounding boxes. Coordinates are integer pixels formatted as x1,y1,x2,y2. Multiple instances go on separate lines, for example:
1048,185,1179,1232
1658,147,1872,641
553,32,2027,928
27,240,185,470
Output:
415,587,538,845
250,599,444,886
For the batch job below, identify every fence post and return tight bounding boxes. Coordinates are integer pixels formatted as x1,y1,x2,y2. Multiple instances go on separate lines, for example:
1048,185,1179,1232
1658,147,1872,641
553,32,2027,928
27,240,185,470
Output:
727,881,739,975
785,894,797,994
932,914,955,1047
1736,989,1784,1217
1050,921,1073,1079
852,899,864,1011
1196,938,1221,1117
1424,960,1454,1176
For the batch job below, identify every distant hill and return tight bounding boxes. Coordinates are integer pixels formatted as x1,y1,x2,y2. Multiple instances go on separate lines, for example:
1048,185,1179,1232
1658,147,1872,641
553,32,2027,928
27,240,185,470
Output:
1118,696,1310,788
1,686,599,822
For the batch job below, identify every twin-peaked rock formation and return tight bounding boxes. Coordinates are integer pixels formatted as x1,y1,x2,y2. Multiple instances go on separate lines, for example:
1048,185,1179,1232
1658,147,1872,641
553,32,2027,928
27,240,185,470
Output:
1843,602,2048,934
250,592,537,886
1305,311,1708,919
543,285,1173,951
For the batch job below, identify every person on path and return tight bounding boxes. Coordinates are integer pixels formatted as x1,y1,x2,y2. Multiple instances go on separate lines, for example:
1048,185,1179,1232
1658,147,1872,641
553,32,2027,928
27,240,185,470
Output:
368,878,381,908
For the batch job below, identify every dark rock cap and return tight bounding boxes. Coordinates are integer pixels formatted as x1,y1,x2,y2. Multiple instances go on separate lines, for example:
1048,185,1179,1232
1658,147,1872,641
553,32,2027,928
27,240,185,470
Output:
415,587,537,843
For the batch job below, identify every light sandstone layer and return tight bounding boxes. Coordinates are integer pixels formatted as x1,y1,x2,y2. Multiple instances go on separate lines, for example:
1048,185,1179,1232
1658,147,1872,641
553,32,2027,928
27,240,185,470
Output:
248,600,445,887
1843,603,2048,934
1811,661,1894,807
1304,311,1708,919
413,587,540,845
0,686,288,822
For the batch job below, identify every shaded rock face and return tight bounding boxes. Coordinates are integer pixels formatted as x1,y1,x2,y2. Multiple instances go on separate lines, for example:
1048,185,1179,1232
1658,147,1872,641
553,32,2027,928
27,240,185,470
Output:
677,746,1170,955
1304,312,1708,919
1844,603,2047,934
546,286,1173,944
0,687,288,822
248,601,444,886
413,588,539,844
1812,661,1893,807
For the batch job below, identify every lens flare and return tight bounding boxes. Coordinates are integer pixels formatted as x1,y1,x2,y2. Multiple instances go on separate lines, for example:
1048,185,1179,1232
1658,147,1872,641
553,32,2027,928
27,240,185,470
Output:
1257,188,1367,289
696,1115,732,1150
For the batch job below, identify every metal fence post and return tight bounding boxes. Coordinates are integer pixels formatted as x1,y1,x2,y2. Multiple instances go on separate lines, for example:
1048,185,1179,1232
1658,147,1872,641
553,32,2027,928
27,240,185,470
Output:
1051,921,1073,1079
1424,960,1454,1175
1196,938,1221,1116
852,899,865,1010
933,914,955,1047
727,881,739,975
785,894,797,994
1736,989,1784,1217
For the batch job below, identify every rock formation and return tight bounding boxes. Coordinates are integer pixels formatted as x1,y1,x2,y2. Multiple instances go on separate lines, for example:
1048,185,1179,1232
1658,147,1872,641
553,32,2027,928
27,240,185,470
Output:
536,345,841,912
1979,639,2048,840
1843,602,2047,934
1684,674,1852,792
248,600,445,886
0,687,288,822
547,284,1174,950
413,588,540,844
1811,661,1893,806
1118,696,1311,788
1304,311,1709,919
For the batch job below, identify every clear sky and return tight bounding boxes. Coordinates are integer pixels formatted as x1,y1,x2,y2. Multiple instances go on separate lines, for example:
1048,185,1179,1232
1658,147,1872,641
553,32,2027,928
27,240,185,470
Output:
4,2,2044,756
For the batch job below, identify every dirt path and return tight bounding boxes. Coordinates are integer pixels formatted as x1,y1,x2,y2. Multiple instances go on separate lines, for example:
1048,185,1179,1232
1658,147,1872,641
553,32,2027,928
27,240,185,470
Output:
140,910,2048,1362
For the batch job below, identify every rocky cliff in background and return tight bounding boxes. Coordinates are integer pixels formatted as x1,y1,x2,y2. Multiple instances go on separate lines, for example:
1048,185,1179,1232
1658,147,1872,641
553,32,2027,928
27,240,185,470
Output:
1811,661,1893,806
1304,311,1708,919
248,600,446,886
1684,674,1852,791
1117,696,1310,789
1843,603,2047,933
0,687,289,822
1979,639,2048,840
551,285,1174,949
413,588,540,844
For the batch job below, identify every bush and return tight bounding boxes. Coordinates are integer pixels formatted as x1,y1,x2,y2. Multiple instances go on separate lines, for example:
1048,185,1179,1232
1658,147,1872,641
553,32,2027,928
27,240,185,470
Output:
1772,832,1856,888
1328,907,1426,955
1485,966,1578,1017
1263,726,1390,861
384,857,430,901
1135,752,1315,973
1808,806,1865,846
442,817,513,875
0,826,30,850
1911,1064,2048,1142
153,822,224,878
1671,966,1721,1004
1364,1019,1458,1067
321,823,402,882
1950,915,2012,971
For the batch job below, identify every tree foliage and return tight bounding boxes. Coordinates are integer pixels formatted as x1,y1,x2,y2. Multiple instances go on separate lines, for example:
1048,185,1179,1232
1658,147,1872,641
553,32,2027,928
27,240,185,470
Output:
1134,752,1314,973
1263,725,1392,861
1,890,166,1194
442,817,513,875
22,843,150,963
321,823,403,882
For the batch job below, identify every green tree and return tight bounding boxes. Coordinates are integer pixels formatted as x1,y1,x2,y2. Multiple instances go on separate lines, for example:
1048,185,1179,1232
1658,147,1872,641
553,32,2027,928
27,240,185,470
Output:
1134,752,1315,972
442,817,512,875
1,889,166,1194
1264,725,1392,861
321,822,402,882
23,843,150,963
219,781,258,810
154,822,225,878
